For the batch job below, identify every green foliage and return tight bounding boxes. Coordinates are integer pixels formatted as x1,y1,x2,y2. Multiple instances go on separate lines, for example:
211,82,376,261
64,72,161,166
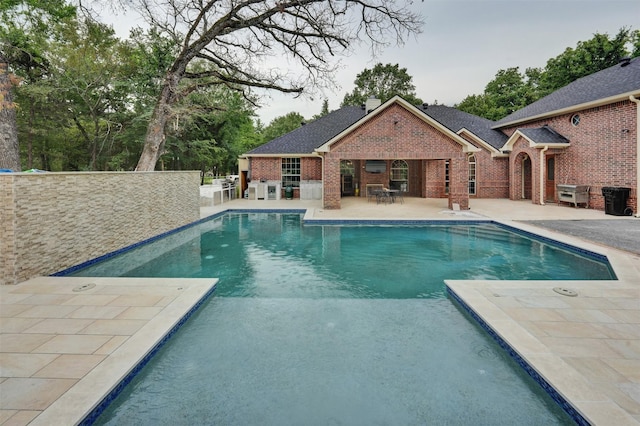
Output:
312,99,330,120
261,112,306,143
0,0,75,75
540,28,631,95
8,7,258,172
341,63,422,107
632,30,640,57
457,28,636,120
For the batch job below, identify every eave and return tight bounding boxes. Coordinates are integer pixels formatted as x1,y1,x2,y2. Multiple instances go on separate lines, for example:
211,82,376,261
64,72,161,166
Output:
492,90,640,130
501,129,571,151
457,128,507,158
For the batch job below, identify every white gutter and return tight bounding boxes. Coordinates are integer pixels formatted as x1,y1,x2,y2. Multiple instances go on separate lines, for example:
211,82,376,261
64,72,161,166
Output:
540,146,549,205
629,95,640,217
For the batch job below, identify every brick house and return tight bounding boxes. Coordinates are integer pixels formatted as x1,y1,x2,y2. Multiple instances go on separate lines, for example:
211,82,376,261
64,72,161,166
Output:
242,57,639,214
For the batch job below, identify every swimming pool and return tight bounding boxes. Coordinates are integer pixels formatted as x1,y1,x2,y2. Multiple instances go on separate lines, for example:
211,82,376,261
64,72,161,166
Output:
68,212,614,424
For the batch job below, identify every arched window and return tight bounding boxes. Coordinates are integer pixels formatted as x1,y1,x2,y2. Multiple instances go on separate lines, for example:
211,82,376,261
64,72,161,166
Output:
390,160,408,191
468,155,476,195
340,160,355,175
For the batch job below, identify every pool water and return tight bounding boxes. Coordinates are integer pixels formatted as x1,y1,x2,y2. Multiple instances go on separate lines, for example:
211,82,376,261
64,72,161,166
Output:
72,213,613,424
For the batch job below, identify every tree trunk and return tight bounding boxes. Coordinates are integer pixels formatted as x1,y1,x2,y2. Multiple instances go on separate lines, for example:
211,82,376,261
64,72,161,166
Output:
0,55,21,171
135,80,175,171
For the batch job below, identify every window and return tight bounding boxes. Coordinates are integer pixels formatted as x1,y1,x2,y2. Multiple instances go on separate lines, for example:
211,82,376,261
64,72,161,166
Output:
547,157,555,180
390,160,408,192
571,114,580,126
340,160,355,175
468,155,476,195
282,158,300,188
445,160,450,194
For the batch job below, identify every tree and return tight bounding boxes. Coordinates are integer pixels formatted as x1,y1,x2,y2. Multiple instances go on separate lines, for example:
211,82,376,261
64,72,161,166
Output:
457,67,534,120
341,63,422,107
0,0,76,170
312,98,330,120
540,28,632,95
0,53,20,170
632,29,640,58
261,112,306,143
127,1,422,171
457,28,637,121
49,19,128,170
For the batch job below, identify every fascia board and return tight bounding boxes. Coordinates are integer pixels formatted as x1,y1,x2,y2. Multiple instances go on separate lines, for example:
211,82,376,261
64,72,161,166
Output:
457,128,501,155
501,130,570,150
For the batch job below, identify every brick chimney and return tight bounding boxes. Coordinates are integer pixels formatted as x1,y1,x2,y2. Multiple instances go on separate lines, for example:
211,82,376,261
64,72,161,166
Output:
365,96,381,113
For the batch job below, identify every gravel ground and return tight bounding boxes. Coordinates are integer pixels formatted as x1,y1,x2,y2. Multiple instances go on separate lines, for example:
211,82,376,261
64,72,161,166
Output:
523,219,640,255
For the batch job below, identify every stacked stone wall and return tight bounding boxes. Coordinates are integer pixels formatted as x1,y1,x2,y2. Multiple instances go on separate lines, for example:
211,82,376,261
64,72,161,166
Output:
0,171,200,285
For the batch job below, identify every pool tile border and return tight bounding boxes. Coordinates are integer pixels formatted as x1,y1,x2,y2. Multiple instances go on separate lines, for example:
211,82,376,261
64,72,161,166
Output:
54,209,621,425
77,283,218,425
446,286,590,426
52,209,307,276
54,209,613,278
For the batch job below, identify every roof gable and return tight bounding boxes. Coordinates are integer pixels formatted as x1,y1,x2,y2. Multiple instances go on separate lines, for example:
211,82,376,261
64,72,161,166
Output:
316,96,480,153
502,125,570,151
494,56,640,129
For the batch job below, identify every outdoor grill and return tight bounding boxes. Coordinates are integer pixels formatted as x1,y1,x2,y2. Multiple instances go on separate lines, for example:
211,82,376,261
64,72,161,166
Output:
557,184,589,208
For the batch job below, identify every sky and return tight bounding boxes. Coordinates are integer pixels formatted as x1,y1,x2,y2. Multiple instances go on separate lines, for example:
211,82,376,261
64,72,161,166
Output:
106,0,639,125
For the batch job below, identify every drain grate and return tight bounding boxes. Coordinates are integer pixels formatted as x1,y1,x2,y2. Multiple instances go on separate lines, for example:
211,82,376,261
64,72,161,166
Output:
73,283,96,292
553,287,578,297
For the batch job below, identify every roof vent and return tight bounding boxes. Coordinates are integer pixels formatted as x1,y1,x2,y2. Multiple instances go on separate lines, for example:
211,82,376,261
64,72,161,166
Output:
620,57,631,67
422,103,428,109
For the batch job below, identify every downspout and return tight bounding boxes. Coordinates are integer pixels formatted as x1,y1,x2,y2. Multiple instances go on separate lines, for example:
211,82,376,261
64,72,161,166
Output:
539,146,549,205
629,95,640,217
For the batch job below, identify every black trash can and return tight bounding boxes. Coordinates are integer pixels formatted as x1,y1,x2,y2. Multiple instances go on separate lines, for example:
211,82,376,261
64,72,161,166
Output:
601,187,631,215
285,186,293,200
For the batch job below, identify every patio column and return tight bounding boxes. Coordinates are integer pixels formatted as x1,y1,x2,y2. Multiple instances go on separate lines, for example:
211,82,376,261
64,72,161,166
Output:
448,156,469,210
323,157,341,209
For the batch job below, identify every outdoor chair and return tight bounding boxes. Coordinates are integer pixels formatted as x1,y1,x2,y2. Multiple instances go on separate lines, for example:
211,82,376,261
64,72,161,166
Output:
376,188,394,205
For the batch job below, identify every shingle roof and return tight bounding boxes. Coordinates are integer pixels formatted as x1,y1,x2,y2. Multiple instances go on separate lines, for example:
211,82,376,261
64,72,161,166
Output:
518,125,569,144
248,101,507,155
247,106,366,155
494,56,640,128
419,105,508,150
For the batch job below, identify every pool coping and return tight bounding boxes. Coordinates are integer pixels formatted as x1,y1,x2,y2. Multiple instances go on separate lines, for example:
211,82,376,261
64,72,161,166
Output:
1,277,217,426
75,209,639,424
446,279,639,426
3,207,638,425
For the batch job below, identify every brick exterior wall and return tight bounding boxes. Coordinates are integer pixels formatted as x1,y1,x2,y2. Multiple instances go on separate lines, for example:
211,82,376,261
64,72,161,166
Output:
0,171,200,285
302,157,322,180
249,156,321,199
320,105,473,209
247,99,637,213
473,151,510,198
503,100,637,212
249,157,281,181
247,104,507,209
